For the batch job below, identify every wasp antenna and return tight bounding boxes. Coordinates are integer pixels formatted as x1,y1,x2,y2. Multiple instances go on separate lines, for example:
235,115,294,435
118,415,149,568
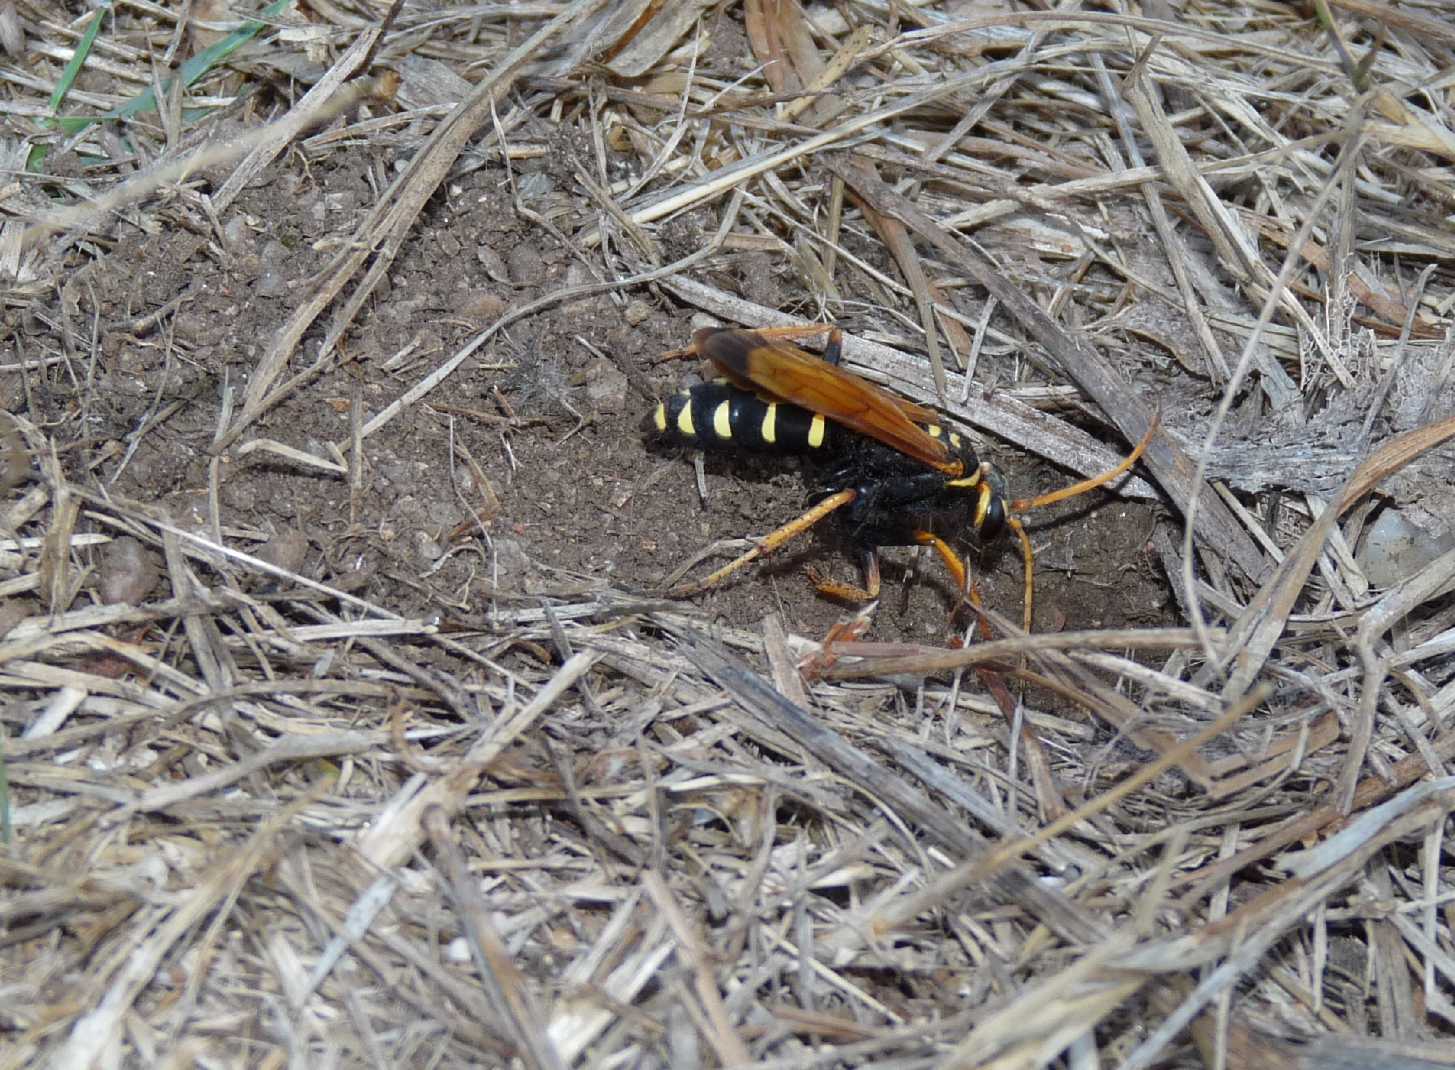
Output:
652,342,701,365
1010,414,1159,513
822,327,845,367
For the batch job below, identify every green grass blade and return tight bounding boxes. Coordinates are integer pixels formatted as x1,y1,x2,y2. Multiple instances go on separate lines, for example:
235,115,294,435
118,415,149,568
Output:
55,0,295,136
49,0,112,114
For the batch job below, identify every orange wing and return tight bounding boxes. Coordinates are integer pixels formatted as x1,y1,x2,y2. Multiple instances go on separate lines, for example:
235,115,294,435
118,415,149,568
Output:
694,328,957,473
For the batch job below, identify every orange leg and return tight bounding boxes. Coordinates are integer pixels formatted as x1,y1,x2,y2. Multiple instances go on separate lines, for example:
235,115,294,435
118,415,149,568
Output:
812,536,982,616
916,524,1034,636
655,323,838,364
1007,517,1035,636
912,530,997,631
716,323,837,346
807,547,881,602
669,489,858,596
912,531,967,593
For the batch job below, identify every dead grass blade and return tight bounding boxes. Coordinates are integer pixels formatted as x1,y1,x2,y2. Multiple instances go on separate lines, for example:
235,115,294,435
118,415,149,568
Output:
826,158,1269,582
8,2,1455,1065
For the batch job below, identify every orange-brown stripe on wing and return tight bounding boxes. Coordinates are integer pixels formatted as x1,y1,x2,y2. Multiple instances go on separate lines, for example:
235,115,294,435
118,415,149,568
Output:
694,328,957,473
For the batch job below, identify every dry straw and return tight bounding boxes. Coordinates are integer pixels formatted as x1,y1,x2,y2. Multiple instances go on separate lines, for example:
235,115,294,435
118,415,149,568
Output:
3,1,1455,1067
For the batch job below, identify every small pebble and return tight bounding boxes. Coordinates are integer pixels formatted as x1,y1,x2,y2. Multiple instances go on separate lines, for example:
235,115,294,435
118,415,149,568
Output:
476,244,511,284
491,536,531,584
413,530,444,566
1360,509,1455,588
0,598,30,640
516,172,554,203
98,536,160,605
0,411,28,491
255,528,309,577
256,240,292,298
584,358,629,413
505,243,545,287
458,291,506,322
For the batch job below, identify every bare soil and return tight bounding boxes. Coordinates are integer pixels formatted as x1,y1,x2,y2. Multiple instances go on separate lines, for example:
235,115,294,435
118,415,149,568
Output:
55,145,1171,651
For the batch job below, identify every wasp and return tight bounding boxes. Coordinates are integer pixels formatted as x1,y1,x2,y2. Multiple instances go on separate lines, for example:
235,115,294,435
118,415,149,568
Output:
647,325,1154,632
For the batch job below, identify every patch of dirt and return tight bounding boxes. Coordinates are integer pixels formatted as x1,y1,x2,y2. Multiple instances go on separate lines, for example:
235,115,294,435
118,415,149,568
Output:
32,146,1171,653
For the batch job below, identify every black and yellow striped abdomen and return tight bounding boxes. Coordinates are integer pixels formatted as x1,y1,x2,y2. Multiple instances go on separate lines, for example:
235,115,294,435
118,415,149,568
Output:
648,381,838,452
646,379,1009,544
